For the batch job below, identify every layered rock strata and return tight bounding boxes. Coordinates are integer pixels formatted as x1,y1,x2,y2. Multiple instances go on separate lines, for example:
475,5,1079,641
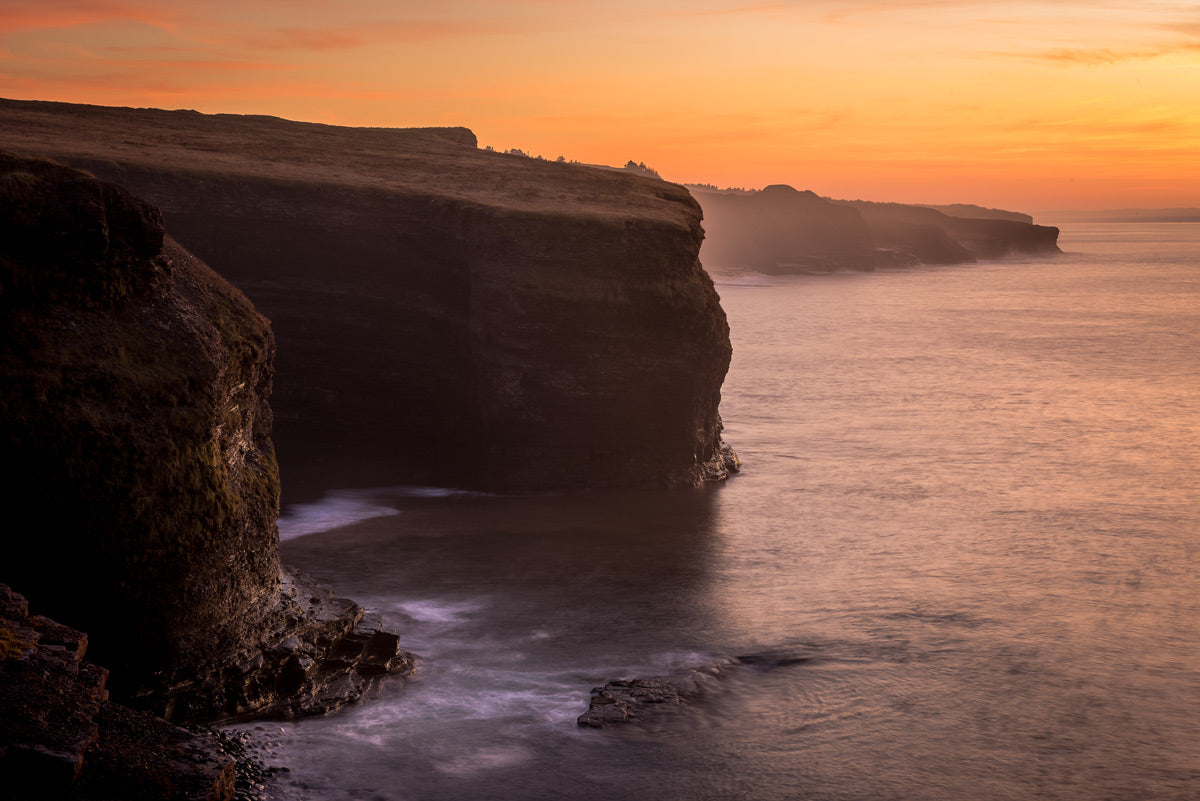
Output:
0,98,738,497
0,153,411,724
0,583,236,800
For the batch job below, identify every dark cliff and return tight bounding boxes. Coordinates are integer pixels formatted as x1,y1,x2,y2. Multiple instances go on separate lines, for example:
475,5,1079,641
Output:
0,152,280,689
0,153,411,730
0,98,737,498
690,184,1060,275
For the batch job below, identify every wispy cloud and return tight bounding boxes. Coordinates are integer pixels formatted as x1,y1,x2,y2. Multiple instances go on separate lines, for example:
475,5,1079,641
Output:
999,40,1200,64
0,2,190,34
240,20,524,52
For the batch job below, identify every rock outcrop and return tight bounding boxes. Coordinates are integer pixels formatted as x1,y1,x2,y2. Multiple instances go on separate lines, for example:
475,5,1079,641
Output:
0,583,236,800
690,184,1060,276
0,98,738,498
0,152,411,725
578,651,815,729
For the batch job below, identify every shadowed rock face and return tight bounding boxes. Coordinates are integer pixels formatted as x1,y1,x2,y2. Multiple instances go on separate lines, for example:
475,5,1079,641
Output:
0,98,737,498
0,153,411,724
0,152,281,692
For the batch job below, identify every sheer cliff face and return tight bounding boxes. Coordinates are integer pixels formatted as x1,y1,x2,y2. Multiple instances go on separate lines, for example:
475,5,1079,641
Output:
0,152,281,692
0,99,735,495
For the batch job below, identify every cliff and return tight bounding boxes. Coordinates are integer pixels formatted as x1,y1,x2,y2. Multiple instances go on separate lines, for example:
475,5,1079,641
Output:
692,184,876,274
918,203,1033,224
0,153,412,732
690,184,1060,275
0,98,737,498
847,201,1062,263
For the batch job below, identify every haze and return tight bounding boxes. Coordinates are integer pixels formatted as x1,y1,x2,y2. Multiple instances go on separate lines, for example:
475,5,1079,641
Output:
2,0,1198,211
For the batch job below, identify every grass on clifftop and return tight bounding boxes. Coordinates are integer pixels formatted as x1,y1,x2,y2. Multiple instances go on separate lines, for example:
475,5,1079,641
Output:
0,98,699,229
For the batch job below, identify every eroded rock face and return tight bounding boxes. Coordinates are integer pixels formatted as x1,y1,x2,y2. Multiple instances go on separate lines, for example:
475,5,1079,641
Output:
0,152,281,698
0,583,237,801
0,99,738,497
0,153,411,723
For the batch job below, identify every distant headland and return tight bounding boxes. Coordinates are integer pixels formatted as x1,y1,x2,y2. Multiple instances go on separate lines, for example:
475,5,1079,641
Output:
688,183,1061,276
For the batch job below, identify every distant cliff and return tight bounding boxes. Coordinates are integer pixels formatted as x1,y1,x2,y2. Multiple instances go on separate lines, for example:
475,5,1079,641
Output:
693,185,876,274
0,98,737,497
690,184,1060,275
0,153,411,731
846,200,1062,264
917,203,1033,224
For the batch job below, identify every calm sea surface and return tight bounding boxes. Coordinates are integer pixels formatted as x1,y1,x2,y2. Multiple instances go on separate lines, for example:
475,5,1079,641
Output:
254,223,1200,800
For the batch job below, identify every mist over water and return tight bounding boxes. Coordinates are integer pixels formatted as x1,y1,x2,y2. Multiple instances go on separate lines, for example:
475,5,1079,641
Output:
253,224,1200,800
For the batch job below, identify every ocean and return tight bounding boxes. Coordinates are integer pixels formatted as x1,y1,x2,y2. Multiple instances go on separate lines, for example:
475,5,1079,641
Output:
246,223,1200,800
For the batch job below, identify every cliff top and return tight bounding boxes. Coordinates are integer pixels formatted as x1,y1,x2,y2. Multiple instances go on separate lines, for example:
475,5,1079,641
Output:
0,98,698,228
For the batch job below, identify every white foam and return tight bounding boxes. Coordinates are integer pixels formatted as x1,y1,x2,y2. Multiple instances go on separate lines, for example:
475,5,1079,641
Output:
277,485,481,540
393,599,487,625
715,273,776,287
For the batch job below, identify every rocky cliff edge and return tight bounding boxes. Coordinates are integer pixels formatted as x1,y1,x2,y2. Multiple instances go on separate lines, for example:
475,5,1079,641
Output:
0,98,738,498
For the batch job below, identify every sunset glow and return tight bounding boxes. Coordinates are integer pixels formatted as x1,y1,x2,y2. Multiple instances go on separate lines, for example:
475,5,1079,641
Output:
2,0,1199,211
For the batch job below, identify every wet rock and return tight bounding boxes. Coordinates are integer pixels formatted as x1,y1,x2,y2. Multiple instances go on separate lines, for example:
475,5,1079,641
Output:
151,570,415,724
1,583,234,801
578,651,815,729
578,665,729,728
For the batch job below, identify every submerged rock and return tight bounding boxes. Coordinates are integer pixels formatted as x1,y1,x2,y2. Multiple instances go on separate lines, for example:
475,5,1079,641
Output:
578,651,814,729
578,674,715,728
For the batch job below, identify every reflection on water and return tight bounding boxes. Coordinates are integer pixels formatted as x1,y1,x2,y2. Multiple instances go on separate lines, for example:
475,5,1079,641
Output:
258,225,1200,800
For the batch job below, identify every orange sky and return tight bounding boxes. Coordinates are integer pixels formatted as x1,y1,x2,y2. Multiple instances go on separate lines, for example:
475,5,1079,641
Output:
2,0,1198,212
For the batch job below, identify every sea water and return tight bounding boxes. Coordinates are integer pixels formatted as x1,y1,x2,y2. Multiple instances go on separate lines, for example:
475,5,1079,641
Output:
250,223,1200,800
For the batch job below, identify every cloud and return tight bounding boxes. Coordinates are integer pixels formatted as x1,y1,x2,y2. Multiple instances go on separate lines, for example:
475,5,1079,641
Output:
999,41,1200,65
0,2,185,34
240,20,524,52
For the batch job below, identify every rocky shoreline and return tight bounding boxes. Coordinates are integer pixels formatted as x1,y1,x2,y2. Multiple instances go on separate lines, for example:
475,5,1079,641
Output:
0,153,414,799
0,573,412,800
1,582,232,799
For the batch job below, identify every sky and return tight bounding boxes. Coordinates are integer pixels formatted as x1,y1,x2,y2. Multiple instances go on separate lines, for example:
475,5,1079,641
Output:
1,0,1198,211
